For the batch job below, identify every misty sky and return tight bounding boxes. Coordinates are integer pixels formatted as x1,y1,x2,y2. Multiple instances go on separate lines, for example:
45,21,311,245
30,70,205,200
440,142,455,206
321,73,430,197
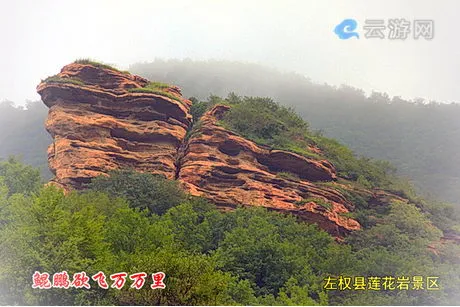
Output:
1,0,459,105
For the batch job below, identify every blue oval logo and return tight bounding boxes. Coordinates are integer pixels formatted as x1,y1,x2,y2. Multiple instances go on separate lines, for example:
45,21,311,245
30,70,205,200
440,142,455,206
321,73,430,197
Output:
334,19,359,39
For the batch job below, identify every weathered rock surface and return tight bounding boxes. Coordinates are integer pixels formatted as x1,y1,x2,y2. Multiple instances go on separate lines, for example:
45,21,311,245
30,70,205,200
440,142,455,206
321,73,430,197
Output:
37,62,361,236
178,105,360,235
37,63,191,189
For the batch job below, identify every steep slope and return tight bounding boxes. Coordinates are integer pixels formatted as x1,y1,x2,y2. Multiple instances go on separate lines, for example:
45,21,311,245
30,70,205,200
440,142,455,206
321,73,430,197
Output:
37,61,432,237
130,59,460,205
179,104,360,235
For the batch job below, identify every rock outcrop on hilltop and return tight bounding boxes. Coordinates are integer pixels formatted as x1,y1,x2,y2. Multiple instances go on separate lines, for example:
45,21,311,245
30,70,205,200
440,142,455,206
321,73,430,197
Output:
178,105,360,235
37,62,367,236
37,62,191,189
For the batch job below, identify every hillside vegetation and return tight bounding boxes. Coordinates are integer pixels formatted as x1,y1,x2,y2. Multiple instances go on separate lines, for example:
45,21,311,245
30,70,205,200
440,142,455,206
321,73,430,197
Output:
130,59,460,205
1,94,459,305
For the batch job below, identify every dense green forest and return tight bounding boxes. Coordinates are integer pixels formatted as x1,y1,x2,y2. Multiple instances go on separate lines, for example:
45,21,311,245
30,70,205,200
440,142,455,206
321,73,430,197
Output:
0,96,459,305
130,59,460,205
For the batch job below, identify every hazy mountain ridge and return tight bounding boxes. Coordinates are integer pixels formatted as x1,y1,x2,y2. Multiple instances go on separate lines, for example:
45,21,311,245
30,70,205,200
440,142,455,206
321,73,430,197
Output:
0,101,51,178
0,59,458,205
130,59,460,205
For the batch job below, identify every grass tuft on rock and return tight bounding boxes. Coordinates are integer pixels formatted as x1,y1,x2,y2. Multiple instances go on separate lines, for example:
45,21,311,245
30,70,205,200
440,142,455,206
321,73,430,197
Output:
128,81,183,103
74,58,130,74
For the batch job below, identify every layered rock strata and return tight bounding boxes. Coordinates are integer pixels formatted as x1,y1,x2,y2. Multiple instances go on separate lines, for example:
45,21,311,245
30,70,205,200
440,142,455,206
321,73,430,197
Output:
37,62,361,236
37,63,191,189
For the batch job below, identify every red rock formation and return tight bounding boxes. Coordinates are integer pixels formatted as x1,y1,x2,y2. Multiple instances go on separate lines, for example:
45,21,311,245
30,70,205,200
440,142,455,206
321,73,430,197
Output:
178,105,360,236
37,62,361,236
37,63,191,189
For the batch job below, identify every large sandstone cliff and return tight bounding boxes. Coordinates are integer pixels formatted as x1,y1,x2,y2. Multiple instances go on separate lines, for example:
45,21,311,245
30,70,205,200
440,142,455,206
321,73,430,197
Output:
37,62,386,236
37,63,191,189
